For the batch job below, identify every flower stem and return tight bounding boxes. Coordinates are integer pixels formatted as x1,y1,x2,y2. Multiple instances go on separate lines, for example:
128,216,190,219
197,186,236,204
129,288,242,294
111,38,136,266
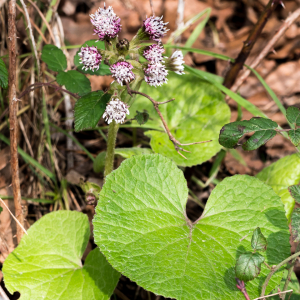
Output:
104,120,119,178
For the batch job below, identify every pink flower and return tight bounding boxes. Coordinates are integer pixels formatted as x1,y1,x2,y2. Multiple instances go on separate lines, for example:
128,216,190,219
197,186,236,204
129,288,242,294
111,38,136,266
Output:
144,63,168,87
143,16,169,41
110,61,135,86
78,46,102,72
143,44,164,63
103,98,129,124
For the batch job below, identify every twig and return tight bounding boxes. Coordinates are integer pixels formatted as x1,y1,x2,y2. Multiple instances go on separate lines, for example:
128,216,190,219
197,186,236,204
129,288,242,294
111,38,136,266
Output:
149,0,154,15
18,82,80,100
0,198,28,236
231,7,300,93
223,0,281,88
8,0,26,244
236,278,251,300
175,0,185,42
260,250,300,298
126,83,212,159
19,0,40,77
253,289,293,300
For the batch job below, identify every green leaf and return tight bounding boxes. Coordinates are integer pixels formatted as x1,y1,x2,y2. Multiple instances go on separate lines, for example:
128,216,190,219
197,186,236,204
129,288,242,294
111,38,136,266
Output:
74,91,111,131
129,74,230,167
286,106,300,127
0,58,8,88
288,128,300,146
289,185,300,204
56,70,91,96
93,148,154,173
134,110,150,125
235,252,265,282
256,154,300,221
93,154,290,300
251,227,267,252
74,40,111,76
41,45,67,72
3,211,120,300
291,209,300,242
219,117,278,150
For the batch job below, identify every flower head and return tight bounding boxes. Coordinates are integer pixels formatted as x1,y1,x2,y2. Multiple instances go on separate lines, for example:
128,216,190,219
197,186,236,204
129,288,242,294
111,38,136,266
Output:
165,50,185,75
143,44,164,63
78,46,102,72
90,4,121,40
103,98,129,124
110,61,135,86
143,16,169,41
144,63,168,87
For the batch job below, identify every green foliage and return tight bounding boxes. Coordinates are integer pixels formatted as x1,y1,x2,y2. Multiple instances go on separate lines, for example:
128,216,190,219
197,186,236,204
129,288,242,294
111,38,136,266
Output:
235,252,265,282
93,154,290,300
93,148,154,173
129,74,230,167
289,185,300,204
0,58,8,88
291,208,300,242
3,211,120,300
288,128,300,146
56,70,91,96
74,40,111,76
256,154,300,221
286,106,300,127
74,91,111,131
251,227,267,252
41,45,67,72
219,117,278,150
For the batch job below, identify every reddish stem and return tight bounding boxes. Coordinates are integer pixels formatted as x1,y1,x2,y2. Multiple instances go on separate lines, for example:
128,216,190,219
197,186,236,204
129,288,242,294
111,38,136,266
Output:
236,278,251,300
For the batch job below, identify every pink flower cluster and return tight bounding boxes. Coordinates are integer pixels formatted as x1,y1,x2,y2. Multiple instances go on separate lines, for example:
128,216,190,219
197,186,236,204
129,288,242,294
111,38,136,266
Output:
110,61,135,86
143,16,169,41
78,46,102,72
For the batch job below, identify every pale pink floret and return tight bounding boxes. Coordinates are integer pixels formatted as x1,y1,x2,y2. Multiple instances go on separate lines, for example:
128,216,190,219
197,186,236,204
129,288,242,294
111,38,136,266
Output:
103,98,129,124
143,16,169,41
78,46,102,72
110,61,135,86
90,4,121,40
143,44,164,63
144,63,168,87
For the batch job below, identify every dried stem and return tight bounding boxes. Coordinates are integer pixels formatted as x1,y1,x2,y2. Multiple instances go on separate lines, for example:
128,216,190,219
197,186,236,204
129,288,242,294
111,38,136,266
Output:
253,289,293,300
236,279,251,300
8,0,25,243
18,82,80,100
223,0,282,88
231,7,300,93
126,83,212,159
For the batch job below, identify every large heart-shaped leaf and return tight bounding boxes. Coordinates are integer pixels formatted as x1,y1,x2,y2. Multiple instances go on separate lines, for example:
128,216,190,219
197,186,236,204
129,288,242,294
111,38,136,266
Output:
3,211,120,300
256,154,300,221
128,74,231,167
93,154,290,300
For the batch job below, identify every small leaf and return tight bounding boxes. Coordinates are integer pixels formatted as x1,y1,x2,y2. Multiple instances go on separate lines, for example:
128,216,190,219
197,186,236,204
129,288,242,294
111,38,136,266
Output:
256,154,300,221
289,185,300,204
292,209,300,242
56,70,91,96
135,110,149,125
93,148,154,173
74,91,111,131
0,58,8,88
41,45,67,72
74,40,111,76
251,227,267,252
288,129,300,146
286,106,300,127
3,211,120,300
219,117,278,150
235,252,265,282
80,179,101,205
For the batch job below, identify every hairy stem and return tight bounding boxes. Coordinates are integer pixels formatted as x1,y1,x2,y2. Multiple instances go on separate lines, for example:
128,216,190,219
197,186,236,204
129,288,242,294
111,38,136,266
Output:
281,242,300,300
104,120,120,178
260,250,300,297
223,0,281,88
8,0,25,243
